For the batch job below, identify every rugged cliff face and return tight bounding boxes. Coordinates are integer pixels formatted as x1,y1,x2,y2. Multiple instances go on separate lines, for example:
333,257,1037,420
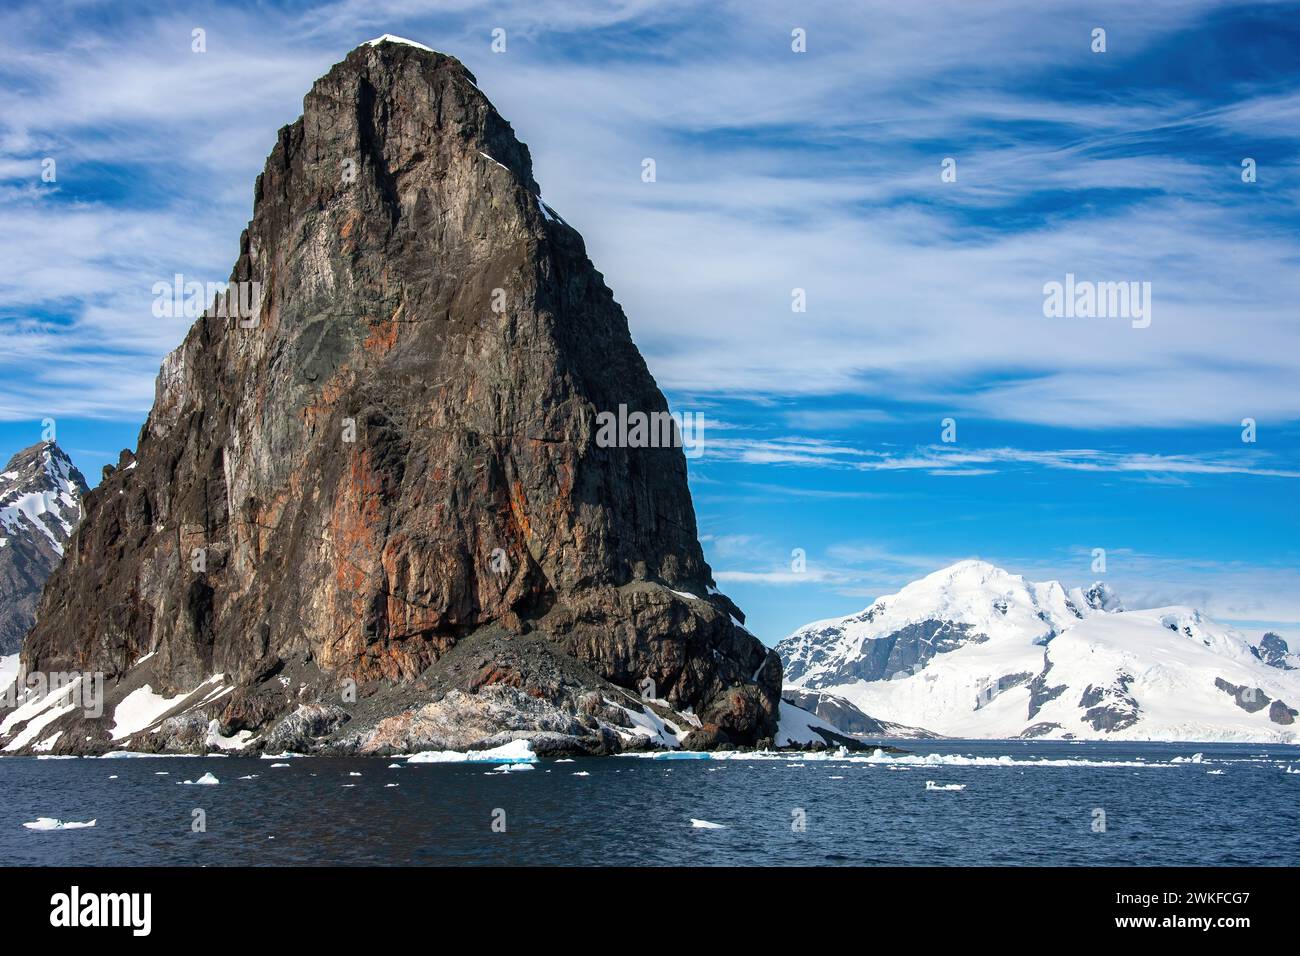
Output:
7,38,780,755
0,442,87,655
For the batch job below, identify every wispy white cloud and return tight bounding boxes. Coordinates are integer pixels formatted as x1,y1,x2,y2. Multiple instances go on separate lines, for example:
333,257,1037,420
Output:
1,0,1298,428
701,437,1300,478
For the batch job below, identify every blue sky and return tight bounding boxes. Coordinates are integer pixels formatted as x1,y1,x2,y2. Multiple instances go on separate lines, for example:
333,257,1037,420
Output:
1,0,1297,643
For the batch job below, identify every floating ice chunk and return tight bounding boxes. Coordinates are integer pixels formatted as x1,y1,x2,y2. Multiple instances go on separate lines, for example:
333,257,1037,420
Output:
1207,769,1226,775
925,780,966,791
407,739,537,764
555,758,574,763
180,772,219,786
269,763,290,768
385,783,399,787
490,762,534,774
572,771,590,777
348,772,362,777
238,775,258,780
690,818,725,829
24,818,96,830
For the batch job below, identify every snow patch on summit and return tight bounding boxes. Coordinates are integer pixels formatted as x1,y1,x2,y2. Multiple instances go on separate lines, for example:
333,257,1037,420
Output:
365,34,439,53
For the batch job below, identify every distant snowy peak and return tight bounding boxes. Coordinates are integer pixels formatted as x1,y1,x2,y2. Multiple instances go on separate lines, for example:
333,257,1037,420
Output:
1070,580,1124,613
0,441,89,655
0,441,88,555
778,559,1117,689
777,560,1300,743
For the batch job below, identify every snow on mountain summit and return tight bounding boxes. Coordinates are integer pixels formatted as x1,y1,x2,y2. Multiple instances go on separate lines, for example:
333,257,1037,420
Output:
0,441,86,554
779,559,1099,690
0,440,88,655
777,560,1300,743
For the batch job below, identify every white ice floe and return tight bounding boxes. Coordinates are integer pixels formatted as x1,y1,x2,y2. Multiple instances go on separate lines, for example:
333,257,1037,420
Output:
24,818,96,830
180,772,219,786
406,739,537,764
269,763,290,768
925,781,967,791
490,762,534,773
621,745,1180,769
1207,769,1226,775
690,818,724,829
572,771,590,776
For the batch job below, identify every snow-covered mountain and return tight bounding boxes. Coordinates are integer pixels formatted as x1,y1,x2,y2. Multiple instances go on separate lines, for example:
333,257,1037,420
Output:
0,441,88,654
777,559,1300,743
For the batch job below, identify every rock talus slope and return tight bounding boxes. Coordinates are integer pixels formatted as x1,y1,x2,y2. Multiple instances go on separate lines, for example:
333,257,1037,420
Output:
6,38,780,756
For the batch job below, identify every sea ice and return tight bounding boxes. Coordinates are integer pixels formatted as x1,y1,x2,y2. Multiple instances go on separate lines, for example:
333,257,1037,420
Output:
23,817,96,830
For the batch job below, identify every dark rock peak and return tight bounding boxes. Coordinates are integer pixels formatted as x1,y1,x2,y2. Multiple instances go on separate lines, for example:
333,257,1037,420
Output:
1257,632,1295,670
1,440,88,497
10,39,779,754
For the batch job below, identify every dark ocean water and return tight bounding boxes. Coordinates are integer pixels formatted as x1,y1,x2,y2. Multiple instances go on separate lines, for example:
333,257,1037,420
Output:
2,740,1297,866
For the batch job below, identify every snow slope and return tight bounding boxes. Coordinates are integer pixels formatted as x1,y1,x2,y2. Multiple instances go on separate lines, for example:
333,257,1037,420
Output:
774,699,849,747
778,560,1300,743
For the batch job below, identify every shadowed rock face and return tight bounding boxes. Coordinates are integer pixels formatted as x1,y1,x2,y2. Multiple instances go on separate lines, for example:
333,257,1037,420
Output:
15,40,779,753
1257,632,1296,670
792,618,983,687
